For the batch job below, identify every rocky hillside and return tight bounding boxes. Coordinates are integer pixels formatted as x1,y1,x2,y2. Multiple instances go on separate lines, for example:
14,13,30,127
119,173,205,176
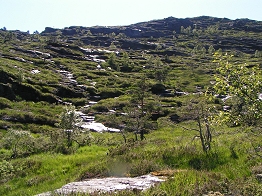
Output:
0,16,262,130
42,16,262,53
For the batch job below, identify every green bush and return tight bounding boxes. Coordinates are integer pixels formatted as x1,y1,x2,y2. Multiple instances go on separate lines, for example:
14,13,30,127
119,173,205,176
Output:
0,160,15,183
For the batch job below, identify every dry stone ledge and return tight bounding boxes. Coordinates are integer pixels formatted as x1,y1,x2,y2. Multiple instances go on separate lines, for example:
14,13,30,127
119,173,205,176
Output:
37,174,165,195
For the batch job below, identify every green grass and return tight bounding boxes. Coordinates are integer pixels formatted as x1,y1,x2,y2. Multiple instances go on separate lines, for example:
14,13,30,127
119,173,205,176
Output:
0,145,108,196
0,101,63,132
1,108,261,195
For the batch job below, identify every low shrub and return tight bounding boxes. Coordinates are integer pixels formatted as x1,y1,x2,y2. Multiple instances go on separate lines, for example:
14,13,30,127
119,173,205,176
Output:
0,97,12,109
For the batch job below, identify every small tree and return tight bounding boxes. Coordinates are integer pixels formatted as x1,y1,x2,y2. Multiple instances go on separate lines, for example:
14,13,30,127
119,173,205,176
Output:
213,53,262,126
57,105,82,148
185,26,192,34
116,33,126,39
86,30,92,36
213,53,262,158
192,44,206,57
124,76,157,141
107,53,119,71
109,42,117,50
180,26,185,34
121,52,132,71
146,56,169,83
109,32,116,39
179,95,214,153
208,45,216,55
153,57,169,83
255,50,262,58
124,105,151,141
17,68,24,84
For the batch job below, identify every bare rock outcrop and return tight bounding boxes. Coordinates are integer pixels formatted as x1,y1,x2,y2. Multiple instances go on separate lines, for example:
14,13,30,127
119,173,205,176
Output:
37,174,165,195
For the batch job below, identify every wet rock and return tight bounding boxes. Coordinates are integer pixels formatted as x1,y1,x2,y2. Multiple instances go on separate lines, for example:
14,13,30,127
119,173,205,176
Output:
80,121,120,133
80,122,107,132
174,91,189,96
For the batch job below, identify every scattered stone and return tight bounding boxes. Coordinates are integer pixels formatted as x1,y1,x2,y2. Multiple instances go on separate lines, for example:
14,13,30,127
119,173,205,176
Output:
107,127,121,133
90,81,97,86
174,91,189,96
28,50,51,58
89,101,97,105
223,105,231,111
14,57,26,62
203,191,224,196
258,93,262,100
79,47,92,53
31,69,40,74
256,174,262,182
221,95,232,102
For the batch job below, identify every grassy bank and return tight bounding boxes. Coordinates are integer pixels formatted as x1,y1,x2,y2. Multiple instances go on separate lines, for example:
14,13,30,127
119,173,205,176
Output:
1,124,262,195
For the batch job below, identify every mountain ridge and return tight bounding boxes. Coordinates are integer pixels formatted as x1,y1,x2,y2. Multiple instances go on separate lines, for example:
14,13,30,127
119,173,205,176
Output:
41,16,262,36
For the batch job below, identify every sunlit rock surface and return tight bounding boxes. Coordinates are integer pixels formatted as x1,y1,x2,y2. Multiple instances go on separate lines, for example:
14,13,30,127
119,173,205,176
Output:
37,174,165,195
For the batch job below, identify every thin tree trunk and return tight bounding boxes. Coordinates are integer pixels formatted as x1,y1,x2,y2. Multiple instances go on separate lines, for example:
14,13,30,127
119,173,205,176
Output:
197,116,207,153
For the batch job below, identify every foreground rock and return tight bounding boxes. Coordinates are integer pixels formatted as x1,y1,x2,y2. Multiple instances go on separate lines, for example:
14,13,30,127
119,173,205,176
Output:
37,174,165,195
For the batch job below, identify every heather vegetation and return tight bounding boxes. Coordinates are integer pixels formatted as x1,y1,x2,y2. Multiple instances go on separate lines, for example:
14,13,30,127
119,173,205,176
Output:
0,16,262,195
